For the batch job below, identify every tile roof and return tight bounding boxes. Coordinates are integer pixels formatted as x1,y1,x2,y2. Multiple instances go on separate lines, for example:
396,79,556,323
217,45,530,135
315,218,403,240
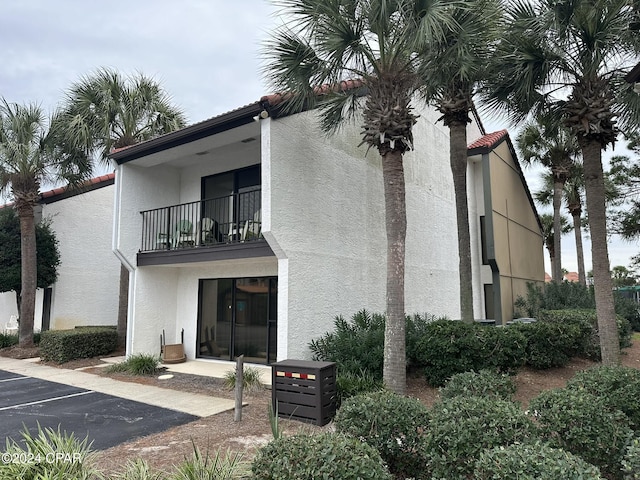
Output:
468,130,508,150
40,173,115,202
260,79,365,107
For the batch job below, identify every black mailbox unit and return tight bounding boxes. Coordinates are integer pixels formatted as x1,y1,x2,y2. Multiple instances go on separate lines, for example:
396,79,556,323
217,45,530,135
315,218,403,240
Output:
271,359,337,426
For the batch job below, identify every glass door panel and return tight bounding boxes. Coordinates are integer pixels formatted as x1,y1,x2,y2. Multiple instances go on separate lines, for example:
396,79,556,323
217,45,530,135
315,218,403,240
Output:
198,279,232,359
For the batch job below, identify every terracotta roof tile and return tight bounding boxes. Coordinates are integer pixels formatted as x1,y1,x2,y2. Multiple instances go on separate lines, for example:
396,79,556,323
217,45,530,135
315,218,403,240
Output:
40,173,115,199
260,79,365,107
468,129,508,150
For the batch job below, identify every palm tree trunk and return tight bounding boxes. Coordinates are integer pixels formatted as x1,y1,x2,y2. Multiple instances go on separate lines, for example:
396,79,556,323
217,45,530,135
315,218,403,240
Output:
580,138,619,364
449,120,474,322
381,149,407,395
570,206,586,286
552,179,565,282
16,203,36,347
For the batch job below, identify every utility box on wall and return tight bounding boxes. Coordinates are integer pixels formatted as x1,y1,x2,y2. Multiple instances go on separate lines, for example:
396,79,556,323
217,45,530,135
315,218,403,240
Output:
271,359,337,426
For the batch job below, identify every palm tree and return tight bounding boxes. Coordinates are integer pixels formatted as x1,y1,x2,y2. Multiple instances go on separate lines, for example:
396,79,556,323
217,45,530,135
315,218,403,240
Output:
262,0,457,394
58,68,187,348
516,117,579,283
483,0,640,364
416,0,503,322
536,164,587,285
539,213,572,280
0,99,91,346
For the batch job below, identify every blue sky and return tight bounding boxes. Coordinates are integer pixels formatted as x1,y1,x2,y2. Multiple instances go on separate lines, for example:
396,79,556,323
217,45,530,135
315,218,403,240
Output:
1,0,637,273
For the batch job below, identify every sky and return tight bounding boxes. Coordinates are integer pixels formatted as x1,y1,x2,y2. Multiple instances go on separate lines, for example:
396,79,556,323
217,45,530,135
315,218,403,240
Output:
1,0,638,274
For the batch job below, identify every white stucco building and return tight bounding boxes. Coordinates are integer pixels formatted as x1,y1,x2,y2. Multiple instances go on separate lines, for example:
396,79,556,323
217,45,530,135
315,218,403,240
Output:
0,174,120,332
110,96,543,363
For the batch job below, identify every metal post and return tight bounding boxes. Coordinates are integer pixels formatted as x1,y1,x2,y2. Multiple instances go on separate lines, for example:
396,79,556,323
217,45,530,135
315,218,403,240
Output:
234,355,244,422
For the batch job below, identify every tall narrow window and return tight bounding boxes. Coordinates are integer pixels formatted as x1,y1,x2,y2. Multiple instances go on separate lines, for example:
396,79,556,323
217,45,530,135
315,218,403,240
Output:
480,216,488,265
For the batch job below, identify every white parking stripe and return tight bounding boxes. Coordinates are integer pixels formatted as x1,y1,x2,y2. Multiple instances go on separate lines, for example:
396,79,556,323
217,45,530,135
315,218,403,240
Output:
0,390,95,411
0,377,28,383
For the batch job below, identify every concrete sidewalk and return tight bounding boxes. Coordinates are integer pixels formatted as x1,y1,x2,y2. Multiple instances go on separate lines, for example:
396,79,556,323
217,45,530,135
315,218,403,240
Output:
0,356,236,418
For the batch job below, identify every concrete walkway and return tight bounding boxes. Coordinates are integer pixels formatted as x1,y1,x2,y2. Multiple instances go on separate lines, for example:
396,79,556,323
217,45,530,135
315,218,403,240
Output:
0,356,236,418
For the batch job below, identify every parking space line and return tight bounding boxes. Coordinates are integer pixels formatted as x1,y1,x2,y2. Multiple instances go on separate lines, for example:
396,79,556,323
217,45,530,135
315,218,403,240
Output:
0,377,28,383
0,390,96,411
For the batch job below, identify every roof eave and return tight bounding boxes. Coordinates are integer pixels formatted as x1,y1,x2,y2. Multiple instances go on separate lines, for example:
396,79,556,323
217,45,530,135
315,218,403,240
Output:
109,102,264,165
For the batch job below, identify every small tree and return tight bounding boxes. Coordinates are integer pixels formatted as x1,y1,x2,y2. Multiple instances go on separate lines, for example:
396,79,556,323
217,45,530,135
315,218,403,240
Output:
0,208,60,317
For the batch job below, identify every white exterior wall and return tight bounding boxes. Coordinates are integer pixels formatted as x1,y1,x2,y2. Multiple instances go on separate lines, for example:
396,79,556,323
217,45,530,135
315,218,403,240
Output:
263,102,462,360
42,185,120,329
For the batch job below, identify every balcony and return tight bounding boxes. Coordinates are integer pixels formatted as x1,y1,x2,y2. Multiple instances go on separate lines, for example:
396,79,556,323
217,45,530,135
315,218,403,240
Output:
138,188,272,265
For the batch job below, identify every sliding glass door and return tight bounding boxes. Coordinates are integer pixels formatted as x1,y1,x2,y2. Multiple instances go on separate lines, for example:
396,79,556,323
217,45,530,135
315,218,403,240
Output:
197,277,277,364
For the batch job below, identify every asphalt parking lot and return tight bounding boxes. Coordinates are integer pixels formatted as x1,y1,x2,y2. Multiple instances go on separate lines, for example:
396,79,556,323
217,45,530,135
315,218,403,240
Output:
0,369,198,450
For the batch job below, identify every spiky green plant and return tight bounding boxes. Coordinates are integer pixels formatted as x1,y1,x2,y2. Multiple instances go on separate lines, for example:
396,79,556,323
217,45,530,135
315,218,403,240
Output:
169,443,247,480
105,353,161,376
223,366,264,392
0,424,96,480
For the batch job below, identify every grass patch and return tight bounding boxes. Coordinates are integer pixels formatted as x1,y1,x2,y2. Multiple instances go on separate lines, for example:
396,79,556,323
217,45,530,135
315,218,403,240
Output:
105,353,161,376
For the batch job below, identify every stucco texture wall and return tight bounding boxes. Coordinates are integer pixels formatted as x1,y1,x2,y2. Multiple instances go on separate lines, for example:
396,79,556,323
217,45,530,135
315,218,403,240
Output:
488,142,545,321
42,185,120,329
263,103,461,360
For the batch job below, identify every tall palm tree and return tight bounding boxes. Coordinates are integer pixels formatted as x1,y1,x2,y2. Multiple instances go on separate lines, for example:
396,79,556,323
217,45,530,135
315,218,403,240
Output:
262,0,456,394
539,213,572,279
0,99,91,346
517,117,579,283
416,0,503,322
59,68,187,348
483,0,640,364
536,164,588,286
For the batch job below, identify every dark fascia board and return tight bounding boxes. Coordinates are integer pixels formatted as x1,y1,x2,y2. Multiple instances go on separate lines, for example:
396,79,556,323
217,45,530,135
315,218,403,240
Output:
110,102,264,165
468,133,544,235
40,176,115,205
626,61,640,83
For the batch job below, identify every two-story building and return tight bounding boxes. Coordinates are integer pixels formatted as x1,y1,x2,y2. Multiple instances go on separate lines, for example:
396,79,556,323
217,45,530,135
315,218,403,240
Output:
110,95,545,364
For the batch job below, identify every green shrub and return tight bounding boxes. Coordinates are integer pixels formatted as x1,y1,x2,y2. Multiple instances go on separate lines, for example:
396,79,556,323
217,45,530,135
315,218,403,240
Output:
515,281,595,318
615,293,640,332
473,441,604,480
413,319,482,386
251,433,392,480
39,327,117,363
105,353,161,376
567,365,640,433
0,424,97,480
477,325,527,373
622,438,640,480
514,321,580,369
530,388,634,479
334,390,430,479
335,368,384,406
309,310,385,379
414,320,526,386
406,312,445,368
536,309,632,357
223,366,264,392
0,332,18,349
439,369,516,401
169,444,247,480
110,459,165,480
424,396,536,480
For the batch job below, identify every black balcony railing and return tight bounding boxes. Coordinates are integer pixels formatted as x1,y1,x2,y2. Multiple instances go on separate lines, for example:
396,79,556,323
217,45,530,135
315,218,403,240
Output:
140,188,262,252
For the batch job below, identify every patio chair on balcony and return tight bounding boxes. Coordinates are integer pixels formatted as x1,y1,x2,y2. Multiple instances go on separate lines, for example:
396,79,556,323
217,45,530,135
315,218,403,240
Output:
198,217,217,245
174,219,195,248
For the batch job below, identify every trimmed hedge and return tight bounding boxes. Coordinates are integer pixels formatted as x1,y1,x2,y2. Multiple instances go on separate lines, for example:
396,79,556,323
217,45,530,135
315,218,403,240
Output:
424,396,536,479
623,438,640,480
538,309,633,358
474,441,604,479
530,388,634,479
567,365,640,433
413,320,526,386
39,327,118,363
334,390,430,479
439,369,516,401
513,321,582,369
251,433,392,479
